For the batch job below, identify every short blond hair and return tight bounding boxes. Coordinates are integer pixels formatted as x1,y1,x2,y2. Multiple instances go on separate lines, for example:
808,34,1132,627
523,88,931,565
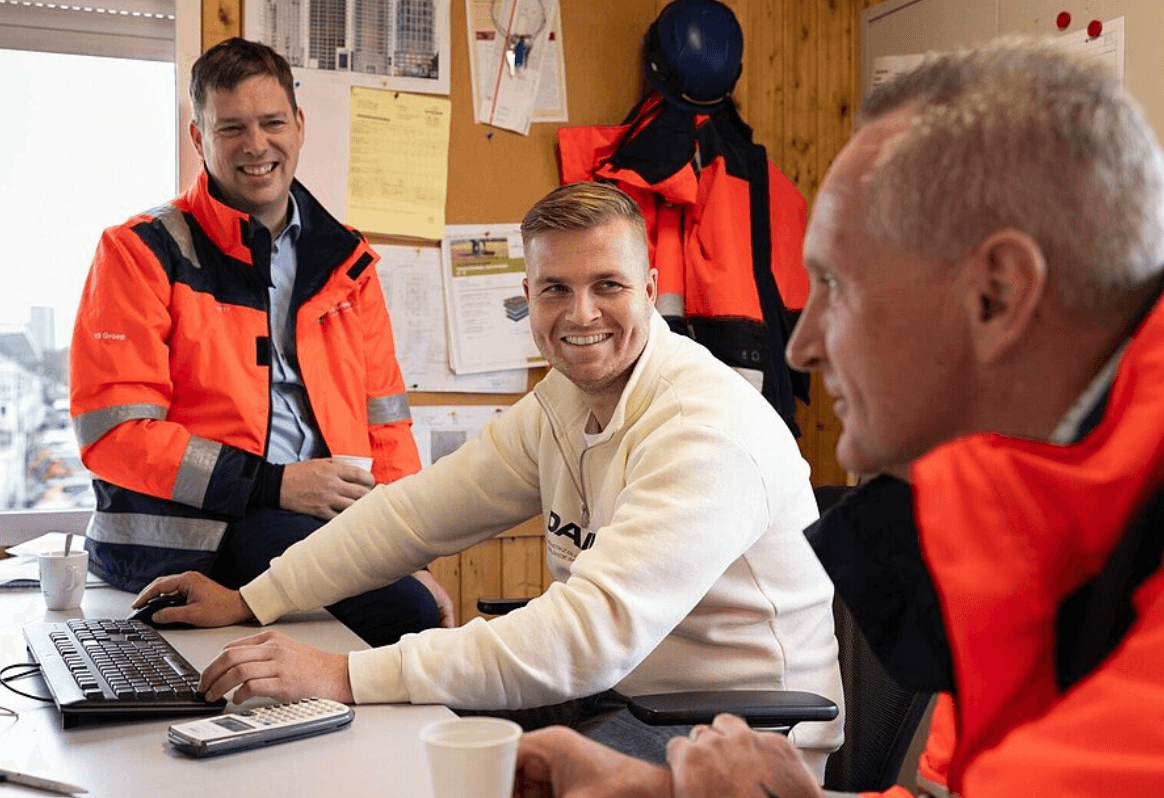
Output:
521,182,649,257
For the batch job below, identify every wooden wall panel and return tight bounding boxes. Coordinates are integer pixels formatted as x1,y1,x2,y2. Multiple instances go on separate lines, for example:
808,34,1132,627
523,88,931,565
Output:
501,536,545,597
201,0,239,49
739,0,785,165
459,538,502,623
803,0,856,486
781,0,820,203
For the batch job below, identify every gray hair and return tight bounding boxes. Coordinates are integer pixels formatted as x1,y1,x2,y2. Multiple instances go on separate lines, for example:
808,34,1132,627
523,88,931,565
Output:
858,36,1164,317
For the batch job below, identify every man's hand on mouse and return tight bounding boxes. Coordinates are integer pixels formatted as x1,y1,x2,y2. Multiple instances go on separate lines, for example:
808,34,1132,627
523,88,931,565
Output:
132,572,255,628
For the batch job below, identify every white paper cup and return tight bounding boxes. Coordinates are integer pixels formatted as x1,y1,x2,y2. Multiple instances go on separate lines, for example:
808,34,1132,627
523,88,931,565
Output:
39,549,89,610
331,454,374,473
420,717,522,798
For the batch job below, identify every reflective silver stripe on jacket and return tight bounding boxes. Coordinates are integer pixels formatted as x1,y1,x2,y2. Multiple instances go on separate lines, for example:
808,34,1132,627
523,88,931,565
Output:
917,774,952,798
367,393,412,426
656,291,686,319
172,436,223,507
152,203,202,270
73,403,166,448
85,510,227,552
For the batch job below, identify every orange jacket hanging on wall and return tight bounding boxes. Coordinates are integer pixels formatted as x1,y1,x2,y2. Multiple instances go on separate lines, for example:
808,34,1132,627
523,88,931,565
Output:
558,93,809,434
70,171,420,589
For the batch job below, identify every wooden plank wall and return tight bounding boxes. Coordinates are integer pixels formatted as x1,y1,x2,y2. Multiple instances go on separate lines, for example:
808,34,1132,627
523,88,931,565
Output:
199,0,879,622
728,0,881,488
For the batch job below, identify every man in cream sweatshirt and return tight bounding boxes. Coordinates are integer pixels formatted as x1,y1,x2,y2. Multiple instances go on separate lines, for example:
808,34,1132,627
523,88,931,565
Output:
135,181,842,772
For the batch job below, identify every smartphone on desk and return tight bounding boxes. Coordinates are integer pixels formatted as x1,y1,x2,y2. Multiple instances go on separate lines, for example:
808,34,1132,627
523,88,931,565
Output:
168,697,353,757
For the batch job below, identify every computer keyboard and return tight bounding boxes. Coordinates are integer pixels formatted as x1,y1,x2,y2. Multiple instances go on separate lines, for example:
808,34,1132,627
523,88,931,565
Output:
24,618,226,728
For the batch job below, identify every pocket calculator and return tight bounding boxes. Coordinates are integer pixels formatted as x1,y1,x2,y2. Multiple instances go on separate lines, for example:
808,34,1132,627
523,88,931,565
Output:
167,697,354,757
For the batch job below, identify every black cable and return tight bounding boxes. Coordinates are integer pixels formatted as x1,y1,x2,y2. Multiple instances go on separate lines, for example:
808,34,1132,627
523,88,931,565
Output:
0,662,52,702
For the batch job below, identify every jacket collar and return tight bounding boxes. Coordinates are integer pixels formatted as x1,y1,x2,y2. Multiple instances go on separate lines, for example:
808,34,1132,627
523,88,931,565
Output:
180,169,254,264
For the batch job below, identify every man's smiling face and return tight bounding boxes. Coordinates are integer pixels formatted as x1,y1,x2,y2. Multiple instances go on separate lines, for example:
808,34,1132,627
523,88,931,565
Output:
190,74,304,233
523,219,658,411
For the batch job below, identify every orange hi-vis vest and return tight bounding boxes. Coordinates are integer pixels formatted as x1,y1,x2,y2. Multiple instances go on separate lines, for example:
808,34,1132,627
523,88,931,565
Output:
71,171,420,590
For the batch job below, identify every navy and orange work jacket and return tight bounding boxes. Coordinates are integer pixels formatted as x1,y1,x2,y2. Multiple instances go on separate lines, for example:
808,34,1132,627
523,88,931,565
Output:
70,171,420,590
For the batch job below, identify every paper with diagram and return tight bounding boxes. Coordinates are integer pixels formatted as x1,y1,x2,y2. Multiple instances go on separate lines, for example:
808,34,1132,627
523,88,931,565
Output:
441,224,547,374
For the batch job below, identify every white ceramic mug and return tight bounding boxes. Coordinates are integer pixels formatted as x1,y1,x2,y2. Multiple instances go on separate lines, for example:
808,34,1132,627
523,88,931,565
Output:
39,549,89,610
420,717,522,798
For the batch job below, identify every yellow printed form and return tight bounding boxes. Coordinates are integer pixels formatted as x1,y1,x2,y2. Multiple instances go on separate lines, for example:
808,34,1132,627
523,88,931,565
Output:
347,87,451,241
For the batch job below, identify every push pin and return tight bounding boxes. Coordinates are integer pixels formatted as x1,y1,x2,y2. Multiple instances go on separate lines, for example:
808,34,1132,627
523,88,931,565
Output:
1056,11,1070,30
1087,19,1103,38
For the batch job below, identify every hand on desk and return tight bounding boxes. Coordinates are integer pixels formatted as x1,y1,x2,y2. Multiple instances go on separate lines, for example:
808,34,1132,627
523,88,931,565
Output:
198,630,353,704
280,458,375,520
133,571,254,628
514,726,672,798
513,716,825,798
667,714,824,798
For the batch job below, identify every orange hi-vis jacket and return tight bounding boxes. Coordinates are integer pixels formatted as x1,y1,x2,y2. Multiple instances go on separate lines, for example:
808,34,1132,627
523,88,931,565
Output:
71,171,420,590
830,296,1164,797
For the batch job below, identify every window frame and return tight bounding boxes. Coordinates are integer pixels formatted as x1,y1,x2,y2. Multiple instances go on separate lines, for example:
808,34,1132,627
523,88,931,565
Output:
0,0,200,532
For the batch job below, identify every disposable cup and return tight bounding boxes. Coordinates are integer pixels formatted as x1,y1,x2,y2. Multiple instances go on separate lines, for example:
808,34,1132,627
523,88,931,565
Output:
420,717,522,798
39,549,89,610
331,454,374,473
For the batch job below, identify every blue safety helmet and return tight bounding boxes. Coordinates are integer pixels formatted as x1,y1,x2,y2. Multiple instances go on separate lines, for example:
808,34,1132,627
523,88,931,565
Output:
643,0,744,112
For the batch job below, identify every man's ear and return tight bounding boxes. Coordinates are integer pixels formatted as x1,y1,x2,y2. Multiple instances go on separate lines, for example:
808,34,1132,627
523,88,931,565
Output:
964,229,1047,363
189,120,204,159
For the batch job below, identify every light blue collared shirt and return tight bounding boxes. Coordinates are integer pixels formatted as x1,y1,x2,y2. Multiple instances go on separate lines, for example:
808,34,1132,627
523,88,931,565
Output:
265,196,328,465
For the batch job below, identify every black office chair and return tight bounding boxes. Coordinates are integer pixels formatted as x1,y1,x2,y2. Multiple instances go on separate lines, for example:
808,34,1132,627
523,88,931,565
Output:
626,485,934,792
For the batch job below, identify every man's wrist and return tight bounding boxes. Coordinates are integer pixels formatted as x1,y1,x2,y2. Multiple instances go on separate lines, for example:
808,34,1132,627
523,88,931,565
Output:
234,589,257,624
650,765,674,797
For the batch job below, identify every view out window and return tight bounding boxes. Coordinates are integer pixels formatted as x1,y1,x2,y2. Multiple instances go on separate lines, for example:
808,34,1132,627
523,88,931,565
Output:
0,46,176,512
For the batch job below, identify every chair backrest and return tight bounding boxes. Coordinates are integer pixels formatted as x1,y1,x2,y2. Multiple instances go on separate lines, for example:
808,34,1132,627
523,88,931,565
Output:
823,596,933,791
813,485,934,793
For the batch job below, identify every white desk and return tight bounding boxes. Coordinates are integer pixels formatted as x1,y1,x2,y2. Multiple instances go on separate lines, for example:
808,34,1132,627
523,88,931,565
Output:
0,586,454,797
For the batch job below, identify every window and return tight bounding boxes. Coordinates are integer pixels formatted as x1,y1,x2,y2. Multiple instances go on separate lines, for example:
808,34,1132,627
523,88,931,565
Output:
0,1,177,515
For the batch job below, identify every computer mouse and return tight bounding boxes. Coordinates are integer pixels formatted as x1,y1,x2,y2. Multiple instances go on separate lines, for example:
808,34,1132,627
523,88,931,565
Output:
128,593,194,630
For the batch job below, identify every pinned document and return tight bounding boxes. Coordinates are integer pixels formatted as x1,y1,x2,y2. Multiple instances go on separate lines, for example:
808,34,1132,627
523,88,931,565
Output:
347,88,451,240
441,224,547,374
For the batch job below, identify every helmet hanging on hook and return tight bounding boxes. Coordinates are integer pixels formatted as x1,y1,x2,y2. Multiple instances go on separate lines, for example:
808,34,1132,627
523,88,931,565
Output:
643,0,744,113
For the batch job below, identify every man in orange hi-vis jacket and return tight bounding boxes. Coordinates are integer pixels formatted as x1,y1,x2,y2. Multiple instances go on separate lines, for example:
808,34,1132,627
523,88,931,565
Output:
509,37,1164,798
70,37,452,645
